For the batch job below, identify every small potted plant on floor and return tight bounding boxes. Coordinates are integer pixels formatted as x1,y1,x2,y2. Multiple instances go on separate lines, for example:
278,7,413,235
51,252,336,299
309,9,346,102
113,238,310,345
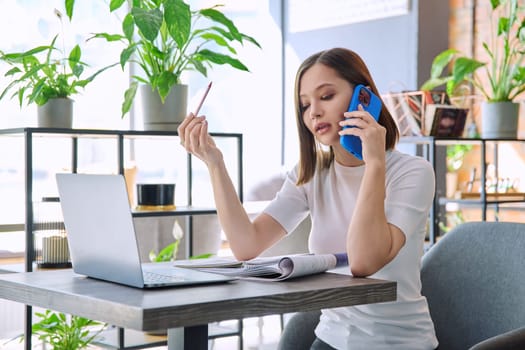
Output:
0,9,116,128
421,0,525,139
15,309,106,350
84,0,260,130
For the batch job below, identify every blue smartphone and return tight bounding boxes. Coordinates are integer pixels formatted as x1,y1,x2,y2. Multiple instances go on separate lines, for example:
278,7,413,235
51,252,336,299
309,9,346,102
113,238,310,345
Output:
340,84,382,160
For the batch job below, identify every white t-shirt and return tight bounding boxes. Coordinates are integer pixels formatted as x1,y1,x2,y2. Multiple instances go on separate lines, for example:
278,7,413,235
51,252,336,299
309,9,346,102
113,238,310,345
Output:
264,150,439,350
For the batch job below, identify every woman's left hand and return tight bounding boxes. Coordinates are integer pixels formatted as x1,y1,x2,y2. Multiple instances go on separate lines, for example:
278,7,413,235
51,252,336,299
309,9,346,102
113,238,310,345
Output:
339,104,386,163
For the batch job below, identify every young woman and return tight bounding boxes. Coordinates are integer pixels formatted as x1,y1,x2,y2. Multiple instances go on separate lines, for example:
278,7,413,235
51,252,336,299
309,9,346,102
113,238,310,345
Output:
178,47,438,350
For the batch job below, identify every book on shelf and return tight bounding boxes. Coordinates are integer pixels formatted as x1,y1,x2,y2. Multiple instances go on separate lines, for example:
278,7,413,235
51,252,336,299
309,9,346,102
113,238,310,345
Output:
383,93,421,136
174,253,349,281
424,104,468,137
382,90,450,137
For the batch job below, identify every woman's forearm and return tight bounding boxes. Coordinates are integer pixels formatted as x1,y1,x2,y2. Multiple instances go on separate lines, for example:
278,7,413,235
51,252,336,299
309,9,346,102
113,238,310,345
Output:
346,161,403,276
207,159,266,260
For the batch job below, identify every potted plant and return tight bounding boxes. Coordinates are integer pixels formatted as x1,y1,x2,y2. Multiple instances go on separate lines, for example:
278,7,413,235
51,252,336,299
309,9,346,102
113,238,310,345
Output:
84,0,260,130
0,9,116,128
14,309,106,350
445,144,473,197
421,0,525,139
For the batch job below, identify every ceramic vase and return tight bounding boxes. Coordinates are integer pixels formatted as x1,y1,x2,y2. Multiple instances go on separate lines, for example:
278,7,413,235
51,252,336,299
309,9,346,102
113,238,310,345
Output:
141,84,188,131
481,101,519,139
37,97,73,128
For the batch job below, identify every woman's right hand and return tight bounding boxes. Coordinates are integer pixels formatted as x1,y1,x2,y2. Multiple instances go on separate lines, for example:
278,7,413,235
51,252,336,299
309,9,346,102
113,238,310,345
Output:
178,113,223,167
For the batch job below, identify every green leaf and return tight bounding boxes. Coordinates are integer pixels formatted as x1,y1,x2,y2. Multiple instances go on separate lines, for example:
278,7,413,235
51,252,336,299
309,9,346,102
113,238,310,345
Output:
123,13,135,41
72,64,84,78
200,8,242,41
430,49,458,79
189,57,208,76
157,71,178,101
452,57,485,83
0,79,20,101
165,0,191,49
519,18,525,41
498,16,510,36
88,32,125,42
65,0,75,20
240,33,261,48
120,45,136,68
1,45,50,62
122,81,138,117
68,45,81,70
420,77,449,91
84,61,118,83
110,0,127,12
150,240,180,262
515,66,525,82
27,78,46,105
196,49,249,71
200,32,236,54
4,67,22,76
490,0,501,10
132,7,163,42
28,310,106,349
16,87,25,107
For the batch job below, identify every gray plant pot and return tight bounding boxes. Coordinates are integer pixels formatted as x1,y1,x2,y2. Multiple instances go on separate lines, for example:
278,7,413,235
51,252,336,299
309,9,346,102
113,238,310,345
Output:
141,84,188,131
481,101,520,139
37,98,73,128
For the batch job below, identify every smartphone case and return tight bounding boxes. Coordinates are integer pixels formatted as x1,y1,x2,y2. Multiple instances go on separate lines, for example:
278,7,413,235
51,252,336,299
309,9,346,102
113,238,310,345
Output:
340,85,382,160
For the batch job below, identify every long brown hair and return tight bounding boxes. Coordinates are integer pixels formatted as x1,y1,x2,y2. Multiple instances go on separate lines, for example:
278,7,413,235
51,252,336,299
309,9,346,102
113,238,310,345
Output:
294,48,399,185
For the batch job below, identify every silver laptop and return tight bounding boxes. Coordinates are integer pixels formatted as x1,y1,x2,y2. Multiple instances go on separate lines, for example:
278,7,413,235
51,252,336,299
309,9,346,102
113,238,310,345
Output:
55,173,234,288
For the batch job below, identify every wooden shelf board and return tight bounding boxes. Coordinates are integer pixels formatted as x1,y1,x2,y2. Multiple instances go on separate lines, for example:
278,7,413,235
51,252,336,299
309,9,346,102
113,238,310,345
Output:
460,192,525,200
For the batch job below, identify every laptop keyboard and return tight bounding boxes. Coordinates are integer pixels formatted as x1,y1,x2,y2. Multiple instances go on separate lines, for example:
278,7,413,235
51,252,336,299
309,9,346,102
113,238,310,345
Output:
143,271,187,283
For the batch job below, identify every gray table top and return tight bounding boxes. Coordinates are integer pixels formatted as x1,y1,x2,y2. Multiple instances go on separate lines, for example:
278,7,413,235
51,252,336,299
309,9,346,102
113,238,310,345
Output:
0,268,396,331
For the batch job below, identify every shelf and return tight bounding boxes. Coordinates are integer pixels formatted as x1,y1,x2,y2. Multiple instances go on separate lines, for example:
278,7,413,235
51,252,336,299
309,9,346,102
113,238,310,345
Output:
399,136,525,245
460,192,525,201
0,127,242,140
400,136,525,144
439,197,525,207
0,127,244,350
132,206,217,217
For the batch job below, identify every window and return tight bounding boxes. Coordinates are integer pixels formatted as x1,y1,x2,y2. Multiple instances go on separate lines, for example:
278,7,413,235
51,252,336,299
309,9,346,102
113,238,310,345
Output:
0,0,283,225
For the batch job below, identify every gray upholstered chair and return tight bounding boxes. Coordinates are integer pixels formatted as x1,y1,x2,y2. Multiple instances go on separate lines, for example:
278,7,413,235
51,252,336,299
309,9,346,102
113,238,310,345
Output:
421,221,525,350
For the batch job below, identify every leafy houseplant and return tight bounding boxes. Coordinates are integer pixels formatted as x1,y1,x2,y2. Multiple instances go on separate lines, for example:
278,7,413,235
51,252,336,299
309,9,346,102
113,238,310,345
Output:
20,310,106,350
0,9,116,128
84,0,261,119
446,144,473,172
445,144,473,198
148,219,212,262
421,0,525,102
421,0,525,138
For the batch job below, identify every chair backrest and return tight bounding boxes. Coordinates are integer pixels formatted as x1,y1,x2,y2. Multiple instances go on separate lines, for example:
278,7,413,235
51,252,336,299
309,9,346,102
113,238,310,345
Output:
421,221,525,350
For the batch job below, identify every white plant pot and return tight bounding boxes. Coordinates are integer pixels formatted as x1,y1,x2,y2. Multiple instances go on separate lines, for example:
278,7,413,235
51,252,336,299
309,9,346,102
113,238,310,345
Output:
481,101,519,139
37,98,73,128
141,84,188,131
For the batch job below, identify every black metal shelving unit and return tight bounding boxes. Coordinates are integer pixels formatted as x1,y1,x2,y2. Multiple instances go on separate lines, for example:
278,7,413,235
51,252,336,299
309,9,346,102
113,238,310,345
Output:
399,136,525,246
0,127,244,350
